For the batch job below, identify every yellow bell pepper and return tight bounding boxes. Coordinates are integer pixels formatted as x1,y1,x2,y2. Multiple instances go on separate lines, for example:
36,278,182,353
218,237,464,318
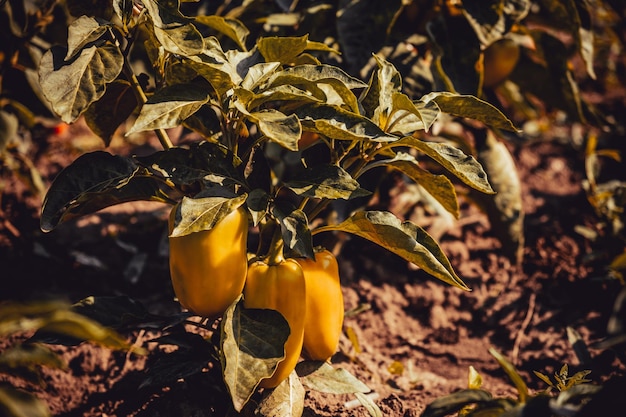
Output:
243,257,306,388
168,205,248,318
297,250,344,361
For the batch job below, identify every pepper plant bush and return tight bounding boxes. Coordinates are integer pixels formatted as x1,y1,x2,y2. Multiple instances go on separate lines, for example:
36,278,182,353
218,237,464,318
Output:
37,1,519,414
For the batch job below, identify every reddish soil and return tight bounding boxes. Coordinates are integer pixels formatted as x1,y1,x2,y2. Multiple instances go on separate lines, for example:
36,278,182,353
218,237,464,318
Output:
1,118,625,416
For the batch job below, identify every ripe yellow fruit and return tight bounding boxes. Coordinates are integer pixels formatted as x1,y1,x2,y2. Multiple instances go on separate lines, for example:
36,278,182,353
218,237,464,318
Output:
168,205,248,318
482,38,520,89
297,250,344,361
244,258,306,388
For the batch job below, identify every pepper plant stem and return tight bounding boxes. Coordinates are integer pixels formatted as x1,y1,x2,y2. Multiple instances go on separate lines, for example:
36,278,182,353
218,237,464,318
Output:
114,29,173,150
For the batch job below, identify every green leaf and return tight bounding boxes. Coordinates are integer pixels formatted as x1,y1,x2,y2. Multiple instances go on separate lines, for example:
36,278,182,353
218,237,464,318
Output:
268,64,365,113
0,110,19,152
241,62,281,91
384,137,494,194
256,372,305,417
272,64,367,90
386,92,426,134
142,0,204,56
489,348,528,403
65,16,112,60
272,205,314,260
297,361,370,394
0,385,51,417
39,43,123,123
461,0,530,47
294,103,397,142
220,298,291,412
186,58,238,96
135,141,243,187
256,34,335,64
249,109,301,151
84,80,138,146
423,92,519,132
533,371,554,388
113,0,134,31
355,392,383,417
35,309,145,353
235,85,323,110
568,0,596,80
0,343,66,371
169,194,247,237
127,83,209,134
153,24,205,56
0,300,70,333
359,54,402,126
195,15,249,51
365,153,459,217
421,389,493,417
314,211,469,290
246,188,270,226
285,164,371,200
468,366,482,389
414,99,441,131
40,151,178,232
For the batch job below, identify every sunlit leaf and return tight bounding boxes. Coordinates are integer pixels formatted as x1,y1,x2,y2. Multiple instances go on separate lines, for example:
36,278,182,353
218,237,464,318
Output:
314,211,469,290
249,109,301,151
0,385,51,417
423,92,519,132
383,137,494,194
84,80,138,146
297,361,370,394
386,92,425,134
39,43,123,123
257,34,336,65
468,366,483,389
65,16,112,60
272,64,367,90
186,58,237,96
195,15,249,51
241,62,281,90
257,34,308,63
236,85,323,110
169,194,247,237
365,153,459,217
360,54,402,127
256,372,305,417
533,371,554,388
127,83,209,134
489,348,528,403
355,392,383,417
285,164,371,200
142,0,204,56
220,298,291,412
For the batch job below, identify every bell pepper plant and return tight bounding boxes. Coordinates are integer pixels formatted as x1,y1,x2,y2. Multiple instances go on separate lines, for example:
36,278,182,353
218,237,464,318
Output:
36,1,521,414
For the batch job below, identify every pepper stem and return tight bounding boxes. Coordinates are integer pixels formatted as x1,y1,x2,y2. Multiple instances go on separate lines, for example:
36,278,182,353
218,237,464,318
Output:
265,225,285,266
